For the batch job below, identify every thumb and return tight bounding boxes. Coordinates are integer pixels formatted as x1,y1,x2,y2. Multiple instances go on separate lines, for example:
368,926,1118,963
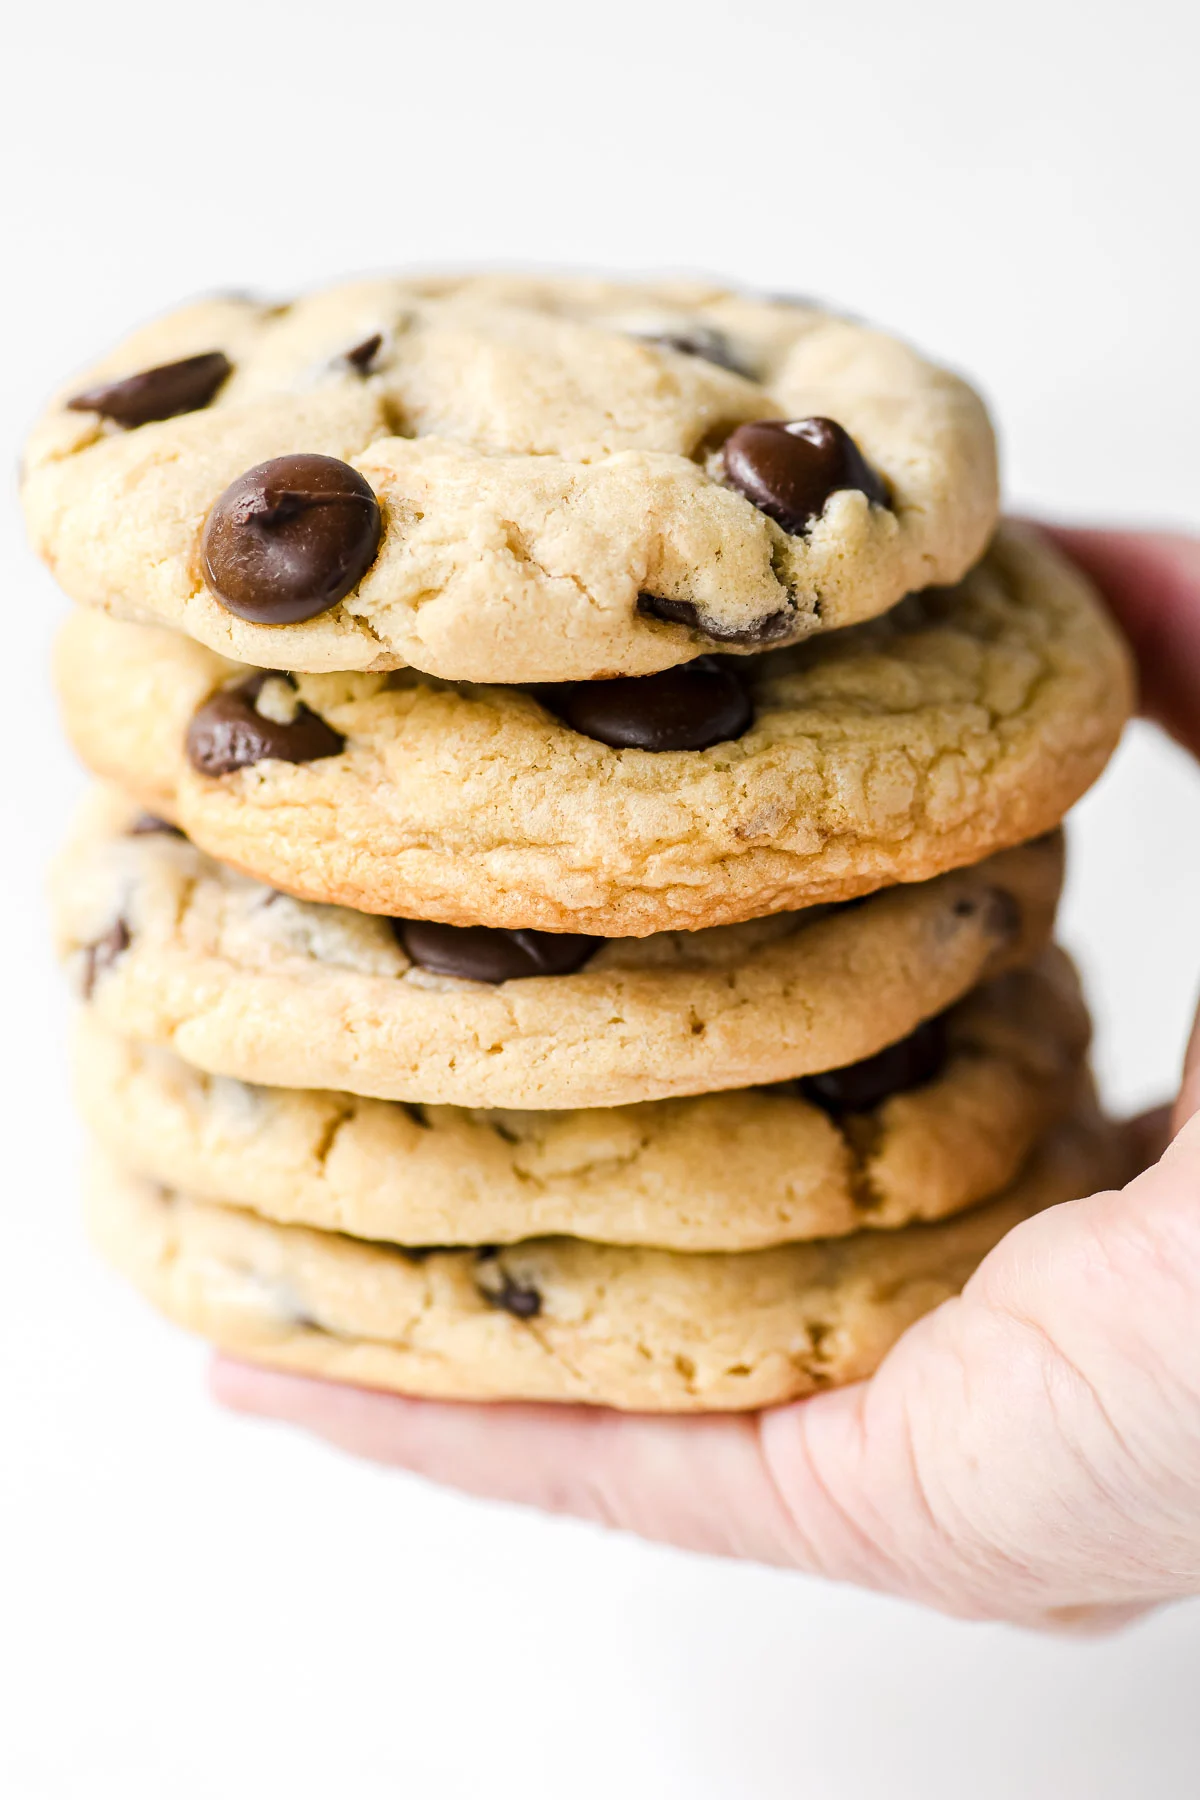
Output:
767,1118,1200,1620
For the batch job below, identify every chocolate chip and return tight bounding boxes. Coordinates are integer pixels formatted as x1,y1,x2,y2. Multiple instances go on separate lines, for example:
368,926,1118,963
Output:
82,919,131,999
475,1252,543,1320
493,1275,542,1319
128,814,186,838
952,887,1021,942
640,327,751,378
67,351,231,428
201,453,382,625
636,592,794,647
801,1016,948,1116
722,417,889,535
540,657,753,752
393,919,600,984
186,673,345,776
343,333,384,374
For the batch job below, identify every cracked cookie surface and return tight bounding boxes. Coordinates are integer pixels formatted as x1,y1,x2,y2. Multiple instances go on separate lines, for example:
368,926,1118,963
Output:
85,1101,1126,1411
55,788,1062,1108
24,274,998,681
55,528,1131,935
75,953,1091,1251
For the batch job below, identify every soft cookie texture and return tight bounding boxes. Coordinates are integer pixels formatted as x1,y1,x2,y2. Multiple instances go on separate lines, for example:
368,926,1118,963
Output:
74,953,1090,1251
55,527,1131,935
23,275,999,681
85,1104,1127,1411
54,788,1063,1108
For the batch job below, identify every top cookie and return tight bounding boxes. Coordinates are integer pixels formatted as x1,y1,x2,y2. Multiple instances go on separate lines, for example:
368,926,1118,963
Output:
22,274,999,682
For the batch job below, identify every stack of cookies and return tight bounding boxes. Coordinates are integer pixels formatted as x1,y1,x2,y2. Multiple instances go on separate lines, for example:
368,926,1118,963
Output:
27,275,1134,1410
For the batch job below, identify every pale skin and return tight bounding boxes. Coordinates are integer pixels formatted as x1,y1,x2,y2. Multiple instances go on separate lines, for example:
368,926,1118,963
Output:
214,528,1200,1632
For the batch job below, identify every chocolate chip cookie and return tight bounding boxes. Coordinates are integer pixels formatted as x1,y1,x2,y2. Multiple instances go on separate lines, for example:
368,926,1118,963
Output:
55,787,1063,1109
54,527,1131,935
24,275,999,681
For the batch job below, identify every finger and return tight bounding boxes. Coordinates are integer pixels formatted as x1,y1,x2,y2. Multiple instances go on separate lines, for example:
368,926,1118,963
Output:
1036,526,1200,755
212,1353,1170,1627
1126,1104,1175,1170
211,1357,813,1566
1177,1003,1200,1131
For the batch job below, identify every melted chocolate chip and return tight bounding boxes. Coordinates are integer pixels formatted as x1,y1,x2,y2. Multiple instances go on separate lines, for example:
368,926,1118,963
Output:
343,333,383,373
201,453,382,625
67,351,231,428
128,814,186,838
82,919,131,999
393,919,600,984
640,327,750,378
475,1251,543,1320
186,673,345,776
801,1016,948,1116
722,417,889,535
541,657,752,752
636,592,794,647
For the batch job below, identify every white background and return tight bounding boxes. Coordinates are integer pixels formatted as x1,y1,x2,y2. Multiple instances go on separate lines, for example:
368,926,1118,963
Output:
3,1,1200,1794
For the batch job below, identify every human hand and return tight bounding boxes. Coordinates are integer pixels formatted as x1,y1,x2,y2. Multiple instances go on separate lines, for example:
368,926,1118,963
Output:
214,529,1200,1631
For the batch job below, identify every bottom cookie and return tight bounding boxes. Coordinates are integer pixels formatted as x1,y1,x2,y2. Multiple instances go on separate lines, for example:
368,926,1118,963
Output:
87,1104,1125,1412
